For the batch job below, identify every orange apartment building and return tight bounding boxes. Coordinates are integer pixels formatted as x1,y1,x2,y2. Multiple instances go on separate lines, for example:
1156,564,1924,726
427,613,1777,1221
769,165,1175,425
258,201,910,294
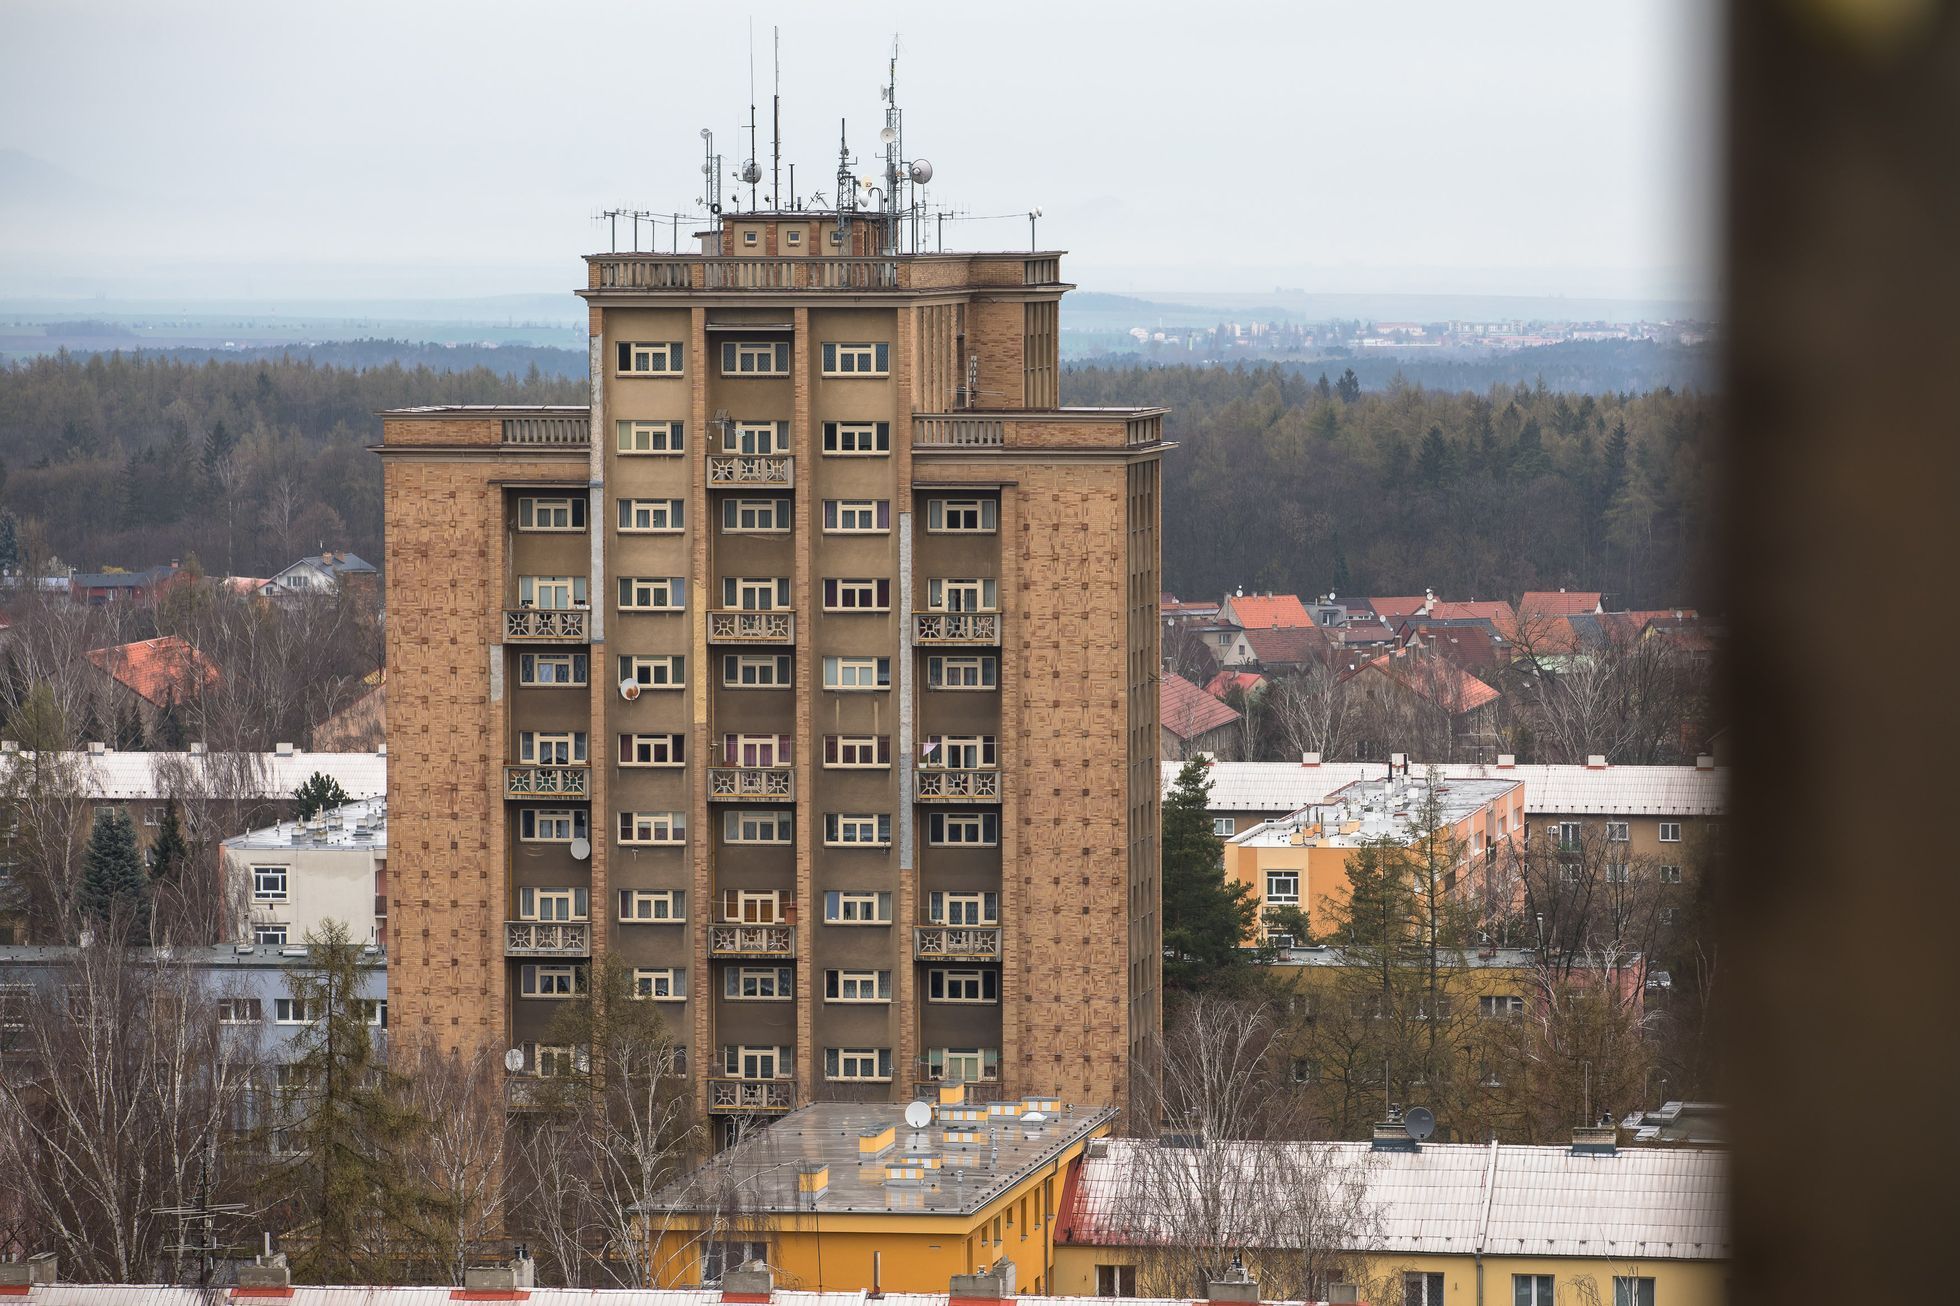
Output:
375,200,1165,1133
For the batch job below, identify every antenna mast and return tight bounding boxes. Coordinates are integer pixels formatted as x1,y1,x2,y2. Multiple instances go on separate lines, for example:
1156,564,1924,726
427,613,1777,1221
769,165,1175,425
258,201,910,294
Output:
771,26,782,209
835,119,856,252
701,128,723,238
744,22,761,209
882,36,902,255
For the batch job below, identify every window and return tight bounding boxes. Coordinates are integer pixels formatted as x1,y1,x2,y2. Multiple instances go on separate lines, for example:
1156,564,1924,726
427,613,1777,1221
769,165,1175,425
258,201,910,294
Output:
1290,1058,1316,1084
928,811,999,846
216,998,262,1025
143,805,163,826
721,497,791,532
1607,862,1631,884
619,654,685,689
529,1043,581,1078
786,229,802,247
252,866,288,902
928,891,998,925
620,733,686,766
616,418,684,454
926,498,998,532
926,577,998,611
824,890,892,924
921,735,995,770
519,809,588,842
822,656,890,690
825,969,892,1002
517,496,585,531
721,1044,790,1078
925,1047,999,1083
517,730,587,765
517,887,589,921
824,813,893,847
518,652,588,686
1613,1278,1655,1306
724,967,794,1000
742,229,758,246
1513,1275,1555,1306
822,421,891,454
618,889,685,922
633,968,685,1000
723,810,793,844
720,733,791,768
824,734,892,768
1213,817,1236,837
825,1047,894,1081
722,653,793,688
1557,821,1582,850
1659,907,1678,925
363,1000,388,1029
518,575,588,610
1606,821,1631,842
1659,821,1682,842
720,889,786,923
821,341,891,375
720,340,791,375
927,655,997,690
1660,864,1683,884
702,1241,769,1286
254,924,287,946
274,998,317,1025
519,964,586,998
1480,994,1525,1018
822,578,892,612
721,420,789,454
927,969,999,1003
618,576,686,611
1560,863,1583,885
722,576,791,610
617,498,685,532
616,340,684,375
1264,870,1300,905
822,499,891,533
1404,1272,1446,1306
1095,1266,1137,1298
618,811,686,845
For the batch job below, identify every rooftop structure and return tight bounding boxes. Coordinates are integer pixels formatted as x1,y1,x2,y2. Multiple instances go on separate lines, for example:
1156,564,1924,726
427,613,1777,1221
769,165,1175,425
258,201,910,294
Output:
222,796,387,853
1230,773,1521,850
1175,759,1728,819
0,747,387,802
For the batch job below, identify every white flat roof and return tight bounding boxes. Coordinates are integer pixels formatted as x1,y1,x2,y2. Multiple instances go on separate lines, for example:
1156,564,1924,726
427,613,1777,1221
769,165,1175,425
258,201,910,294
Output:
1171,760,1727,818
0,750,386,802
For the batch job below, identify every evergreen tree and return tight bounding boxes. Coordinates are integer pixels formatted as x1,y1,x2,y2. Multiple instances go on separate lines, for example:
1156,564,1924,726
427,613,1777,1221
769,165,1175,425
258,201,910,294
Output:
1161,758,1259,993
267,920,447,1281
1335,367,1362,403
1314,372,1334,401
0,509,19,573
113,699,145,751
294,771,351,821
149,798,187,888
79,808,149,940
201,418,236,484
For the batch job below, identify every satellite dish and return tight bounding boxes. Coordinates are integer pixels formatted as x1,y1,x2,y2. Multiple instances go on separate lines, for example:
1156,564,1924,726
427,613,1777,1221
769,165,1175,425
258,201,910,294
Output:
908,159,934,185
1404,1106,1436,1142
569,837,591,862
903,1100,932,1129
879,126,897,144
700,127,712,140
740,160,761,184
619,677,641,701
504,1047,524,1073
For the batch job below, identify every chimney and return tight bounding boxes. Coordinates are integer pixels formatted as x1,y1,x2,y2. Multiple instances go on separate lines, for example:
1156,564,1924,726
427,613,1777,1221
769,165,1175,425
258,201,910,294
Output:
1585,754,1608,770
464,1253,536,1291
188,741,206,755
0,1253,57,1287
235,1253,290,1290
797,1162,830,1200
1205,1262,1260,1304
1301,751,1321,766
951,1261,1017,1299
722,1262,776,1296
274,741,295,757
1496,753,1517,769
0,740,16,754
86,740,106,755
1694,754,1715,771
1571,1121,1619,1155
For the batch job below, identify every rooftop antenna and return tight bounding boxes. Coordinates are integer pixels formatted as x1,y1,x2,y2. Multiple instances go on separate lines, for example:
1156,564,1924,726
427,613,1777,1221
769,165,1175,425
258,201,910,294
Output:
742,20,761,208
700,128,723,234
881,35,901,254
771,25,782,209
835,118,856,251
600,207,627,252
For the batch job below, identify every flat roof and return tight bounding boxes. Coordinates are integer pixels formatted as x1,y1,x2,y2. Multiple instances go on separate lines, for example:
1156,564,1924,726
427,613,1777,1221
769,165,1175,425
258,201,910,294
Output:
644,1094,1113,1217
222,797,385,852
0,943,384,970
1177,760,1728,818
0,749,386,802
1230,774,1519,849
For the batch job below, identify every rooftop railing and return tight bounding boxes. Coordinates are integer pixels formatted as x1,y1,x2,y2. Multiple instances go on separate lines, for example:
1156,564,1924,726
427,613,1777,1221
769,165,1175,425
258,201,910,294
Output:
502,416,588,446
594,257,900,293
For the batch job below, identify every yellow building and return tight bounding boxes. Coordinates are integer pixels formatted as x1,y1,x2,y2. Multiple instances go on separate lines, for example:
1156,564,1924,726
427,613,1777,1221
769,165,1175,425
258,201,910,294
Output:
639,1085,1112,1293
1051,1133,1728,1306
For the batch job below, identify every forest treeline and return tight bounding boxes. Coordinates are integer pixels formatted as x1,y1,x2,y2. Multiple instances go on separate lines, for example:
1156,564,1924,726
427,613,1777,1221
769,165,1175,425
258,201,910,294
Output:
0,352,1715,607
1065,363,1719,607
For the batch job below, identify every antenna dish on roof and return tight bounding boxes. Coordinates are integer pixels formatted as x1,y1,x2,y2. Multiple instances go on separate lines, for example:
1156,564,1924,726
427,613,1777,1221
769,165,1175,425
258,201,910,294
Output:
569,837,591,862
908,159,934,184
879,126,897,144
1404,1106,1436,1141
903,1100,932,1129
740,160,761,184
504,1047,524,1074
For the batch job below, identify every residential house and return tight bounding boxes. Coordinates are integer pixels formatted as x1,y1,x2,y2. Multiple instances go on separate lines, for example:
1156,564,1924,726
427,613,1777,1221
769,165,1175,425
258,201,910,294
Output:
1393,617,1508,676
1161,674,1242,761
1204,669,1267,700
1518,589,1605,616
1221,624,1335,674
1366,594,1433,625
82,635,220,737
261,550,378,599
66,563,187,606
1341,649,1502,758
311,670,385,750
221,797,386,948
1218,590,1315,631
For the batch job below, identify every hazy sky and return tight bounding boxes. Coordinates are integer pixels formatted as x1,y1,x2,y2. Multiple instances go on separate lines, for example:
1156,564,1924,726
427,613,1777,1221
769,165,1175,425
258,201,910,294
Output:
0,0,1718,304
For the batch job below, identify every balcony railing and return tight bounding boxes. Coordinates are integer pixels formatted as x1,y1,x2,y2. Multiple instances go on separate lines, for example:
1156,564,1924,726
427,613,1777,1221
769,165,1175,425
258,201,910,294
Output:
708,454,794,487
914,926,1003,960
709,923,796,957
593,256,899,292
708,1078,796,1114
708,767,795,800
501,416,588,446
914,416,1004,448
912,1079,1005,1104
914,612,1000,645
505,920,591,957
504,608,589,642
914,769,1002,802
707,610,795,644
504,765,589,798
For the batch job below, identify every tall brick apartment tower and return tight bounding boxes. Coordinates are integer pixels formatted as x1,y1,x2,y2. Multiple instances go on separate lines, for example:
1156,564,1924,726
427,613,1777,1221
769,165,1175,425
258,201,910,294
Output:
377,202,1164,1129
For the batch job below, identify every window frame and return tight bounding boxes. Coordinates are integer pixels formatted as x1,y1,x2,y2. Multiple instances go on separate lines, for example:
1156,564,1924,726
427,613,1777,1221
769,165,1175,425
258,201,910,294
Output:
928,811,1000,847
618,576,687,612
616,418,684,454
822,656,891,691
821,499,891,534
724,966,795,1001
820,341,891,376
516,495,587,532
720,340,792,376
617,498,686,533
824,734,893,768
519,808,588,843
722,653,794,688
823,812,893,847
824,1046,895,1082
824,969,893,1003
721,496,792,533
925,498,998,533
619,733,686,767
618,811,687,845
252,865,289,902
619,654,685,689
722,809,794,845
823,890,893,924
517,652,588,687
632,967,686,1001
1659,821,1683,842
926,655,998,690
821,420,891,455
615,340,685,376
618,888,686,922
927,968,1000,1004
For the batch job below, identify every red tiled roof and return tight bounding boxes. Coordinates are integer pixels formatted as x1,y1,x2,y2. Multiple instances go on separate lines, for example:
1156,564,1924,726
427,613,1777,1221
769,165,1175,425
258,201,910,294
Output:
1237,624,1334,667
1495,608,1581,652
1519,590,1603,616
1222,592,1314,630
1337,622,1398,645
1429,600,1510,621
1368,595,1430,620
1354,653,1501,713
84,635,220,707
1205,670,1267,698
1161,673,1243,740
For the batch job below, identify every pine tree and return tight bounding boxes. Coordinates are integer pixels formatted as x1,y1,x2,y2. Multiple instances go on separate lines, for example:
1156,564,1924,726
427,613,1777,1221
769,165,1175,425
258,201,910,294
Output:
293,772,351,821
149,798,187,888
1161,758,1259,993
0,509,19,573
78,808,149,940
1335,367,1362,403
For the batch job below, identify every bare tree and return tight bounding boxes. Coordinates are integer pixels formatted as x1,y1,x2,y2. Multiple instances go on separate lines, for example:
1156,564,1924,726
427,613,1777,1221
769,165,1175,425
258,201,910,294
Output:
1266,661,1352,762
397,1041,509,1283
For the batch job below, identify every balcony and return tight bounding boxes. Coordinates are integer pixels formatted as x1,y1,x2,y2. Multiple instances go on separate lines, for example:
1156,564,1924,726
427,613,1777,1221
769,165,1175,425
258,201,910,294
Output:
502,415,587,446
914,926,1003,960
708,454,794,487
592,255,899,292
707,610,795,644
912,408,1169,453
914,612,1000,645
504,765,589,799
708,767,796,801
504,608,589,642
708,1078,796,1114
914,416,1003,448
505,920,590,957
709,923,796,957
914,769,1002,802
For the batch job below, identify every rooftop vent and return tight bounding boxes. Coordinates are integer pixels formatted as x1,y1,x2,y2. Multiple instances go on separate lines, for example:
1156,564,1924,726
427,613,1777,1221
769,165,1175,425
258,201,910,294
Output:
1496,753,1517,768
274,742,295,757
723,1263,775,1296
1301,752,1322,766
1586,754,1609,769
1572,1121,1619,1155
463,1254,536,1291
1695,754,1715,771
0,1253,58,1287
189,742,206,755
86,741,106,755
235,1253,290,1290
